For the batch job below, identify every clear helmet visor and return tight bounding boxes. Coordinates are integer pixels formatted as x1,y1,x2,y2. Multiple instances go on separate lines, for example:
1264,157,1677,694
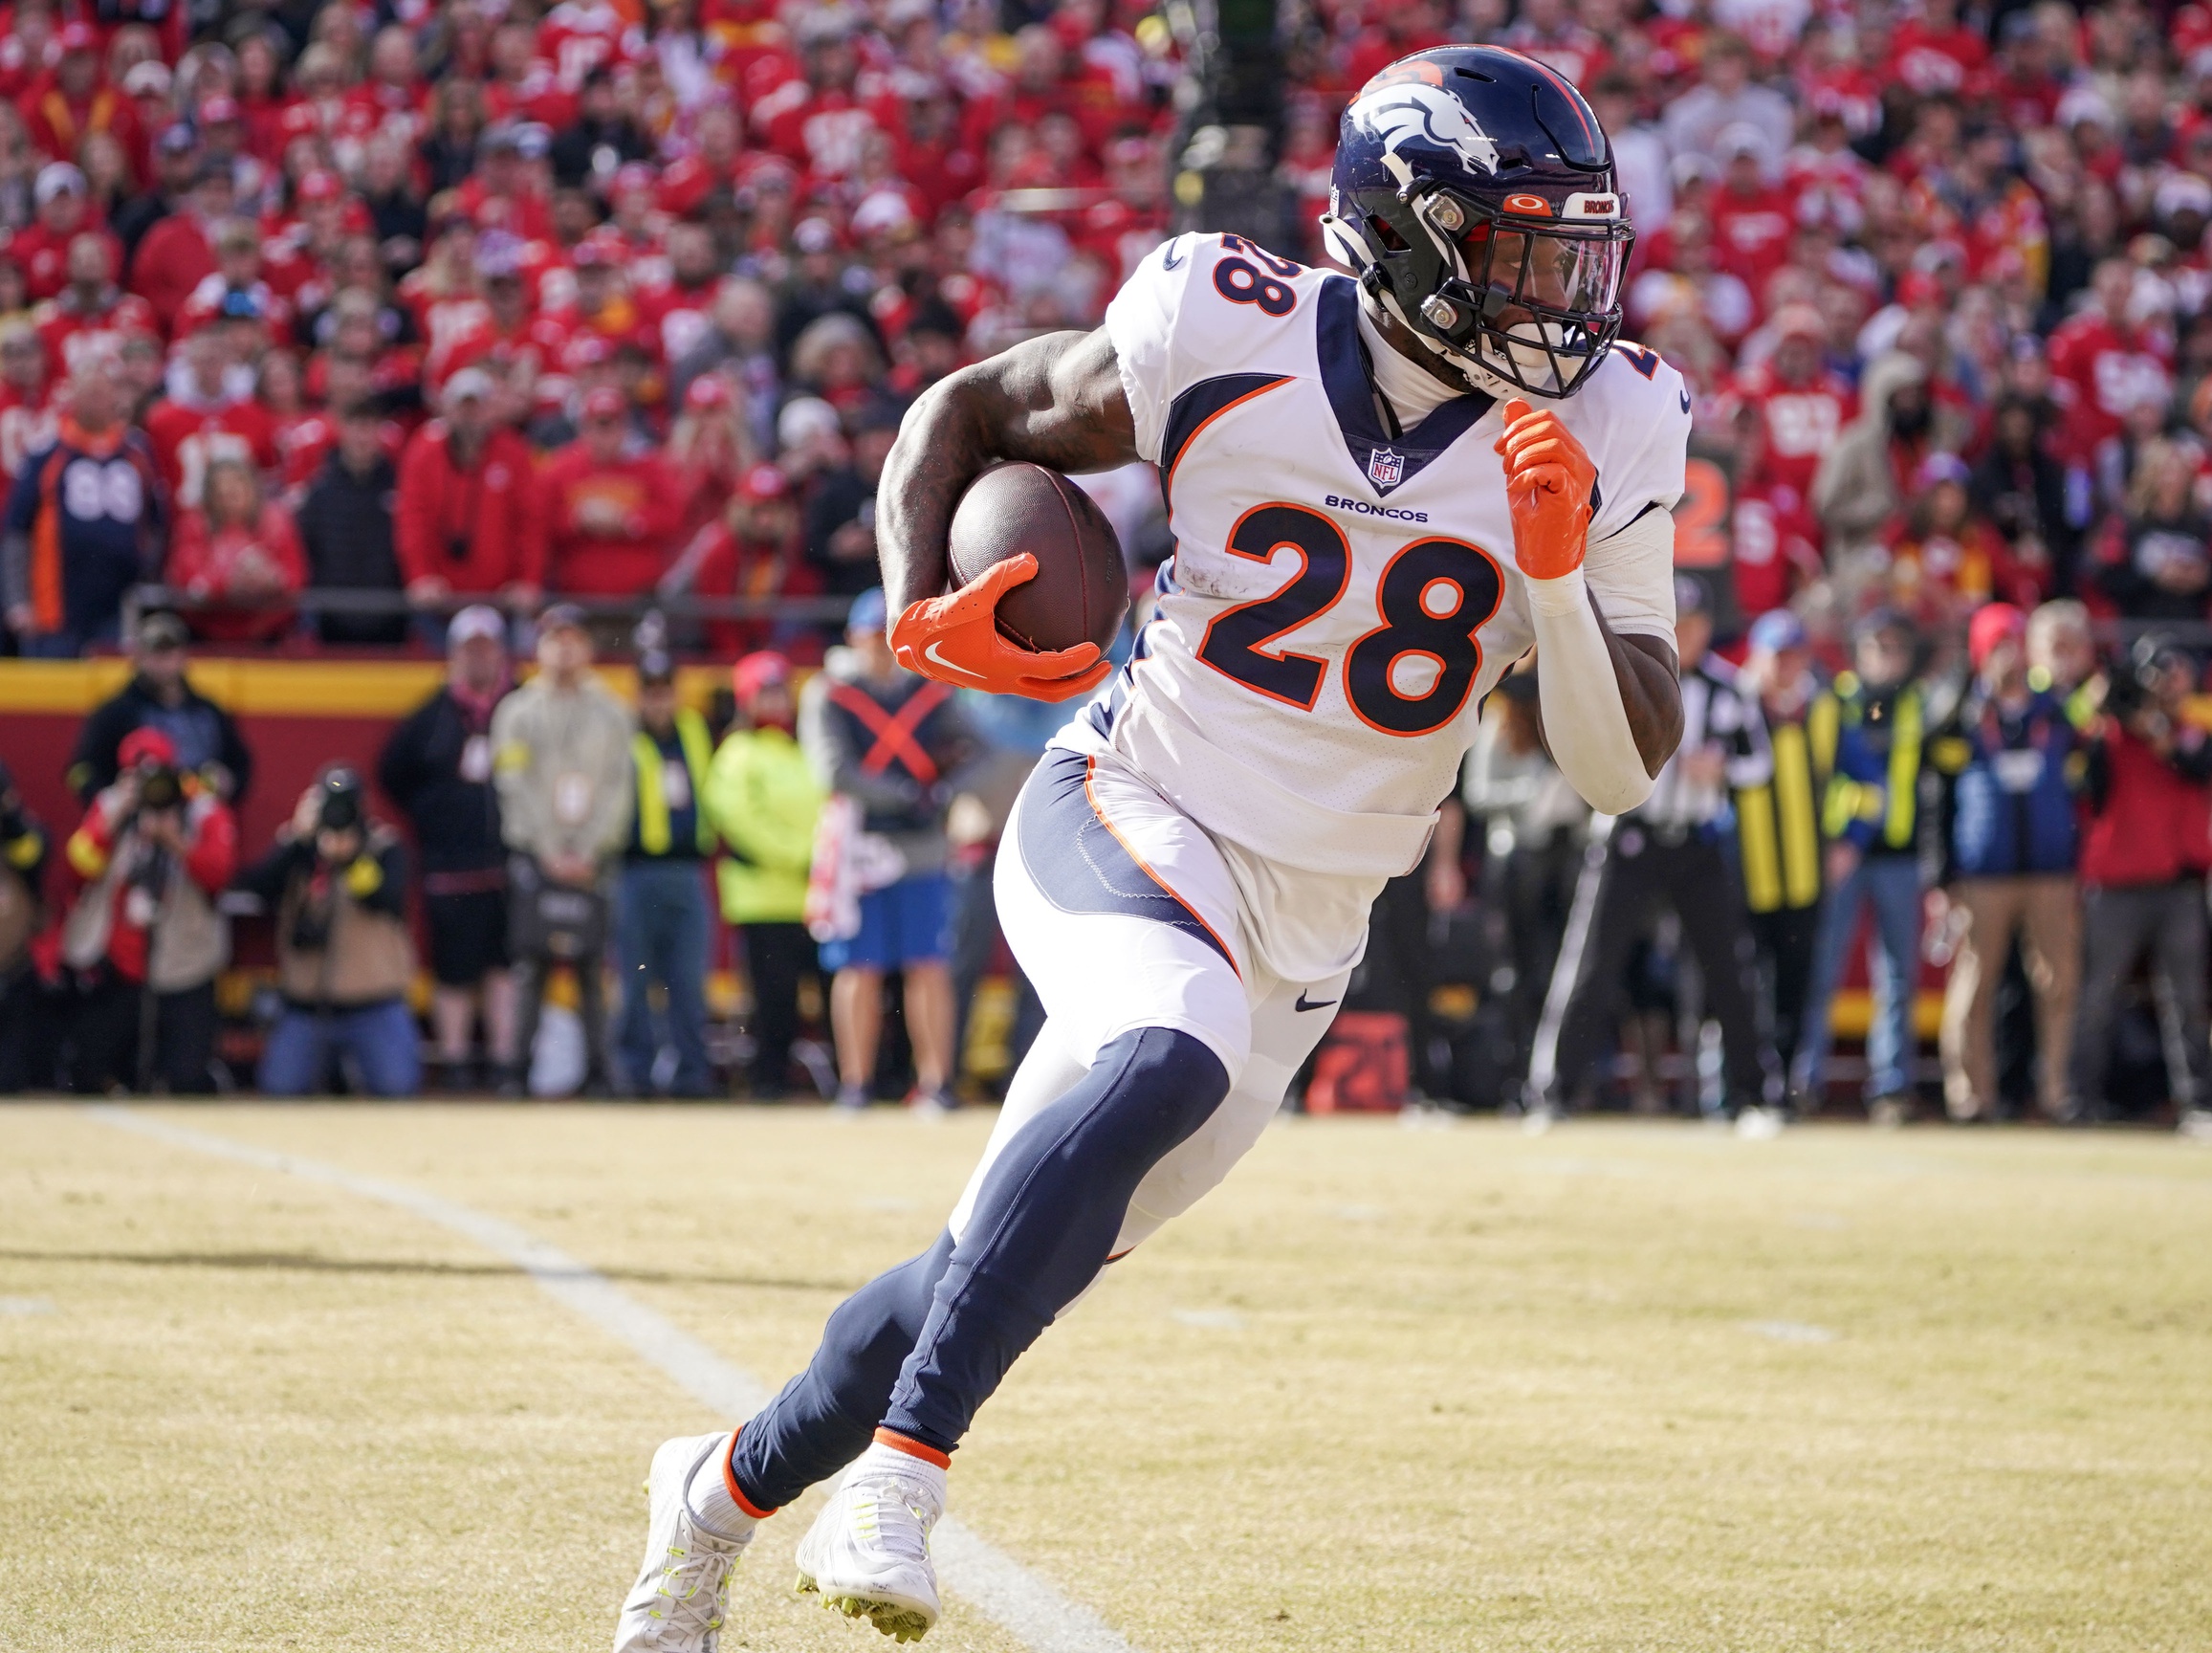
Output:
1414,191,1631,395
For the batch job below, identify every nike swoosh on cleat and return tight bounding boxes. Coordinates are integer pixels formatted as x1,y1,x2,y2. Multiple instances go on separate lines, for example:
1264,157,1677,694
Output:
1161,243,1185,270
922,641,985,681
1294,992,1338,1012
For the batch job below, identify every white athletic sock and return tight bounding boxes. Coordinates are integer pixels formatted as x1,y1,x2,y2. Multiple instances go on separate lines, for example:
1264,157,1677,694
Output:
687,1433,758,1537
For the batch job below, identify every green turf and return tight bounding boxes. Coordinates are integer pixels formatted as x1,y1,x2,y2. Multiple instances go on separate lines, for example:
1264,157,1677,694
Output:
2,1104,2206,1651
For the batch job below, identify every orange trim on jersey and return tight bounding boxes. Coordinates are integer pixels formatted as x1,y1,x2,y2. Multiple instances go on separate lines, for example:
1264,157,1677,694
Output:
873,1428,951,1469
30,449,64,632
722,1430,778,1520
1082,756,1242,980
1164,377,1292,503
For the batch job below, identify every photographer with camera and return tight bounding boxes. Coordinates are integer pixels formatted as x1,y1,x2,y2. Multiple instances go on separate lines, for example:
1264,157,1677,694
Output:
37,726,236,1093
237,765,421,1097
2069,636,2212,1136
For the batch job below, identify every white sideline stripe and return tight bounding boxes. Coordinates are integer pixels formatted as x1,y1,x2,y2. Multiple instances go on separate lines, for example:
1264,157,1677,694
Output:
85,1106,1138,1653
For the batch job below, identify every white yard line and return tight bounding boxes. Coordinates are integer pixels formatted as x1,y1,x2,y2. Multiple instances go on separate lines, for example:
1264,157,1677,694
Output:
86,1105,1136,1653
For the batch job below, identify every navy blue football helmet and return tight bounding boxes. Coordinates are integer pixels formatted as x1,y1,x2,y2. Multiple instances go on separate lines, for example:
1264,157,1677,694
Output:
1320,47,1632,400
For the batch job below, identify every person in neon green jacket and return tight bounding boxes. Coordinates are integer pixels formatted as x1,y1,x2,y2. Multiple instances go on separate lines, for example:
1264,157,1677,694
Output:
704,652,823,1097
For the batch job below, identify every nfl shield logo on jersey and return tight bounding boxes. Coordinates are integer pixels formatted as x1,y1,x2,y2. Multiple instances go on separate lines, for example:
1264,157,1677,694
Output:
1368,447,1405,489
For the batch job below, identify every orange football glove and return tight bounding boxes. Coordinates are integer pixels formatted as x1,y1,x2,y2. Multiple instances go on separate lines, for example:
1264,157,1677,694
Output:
1495,397,1599,583
889,553,1113,703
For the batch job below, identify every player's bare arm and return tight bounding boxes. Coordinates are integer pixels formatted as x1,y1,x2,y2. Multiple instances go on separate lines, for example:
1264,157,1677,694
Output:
1595,614,1682,776
875,328,1134,701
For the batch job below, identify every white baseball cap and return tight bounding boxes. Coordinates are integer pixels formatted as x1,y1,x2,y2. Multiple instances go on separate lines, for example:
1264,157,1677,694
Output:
448,605,506,648
443,366,494,408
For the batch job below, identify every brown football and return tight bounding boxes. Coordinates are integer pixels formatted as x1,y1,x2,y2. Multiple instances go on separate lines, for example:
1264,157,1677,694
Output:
947,462,1129,654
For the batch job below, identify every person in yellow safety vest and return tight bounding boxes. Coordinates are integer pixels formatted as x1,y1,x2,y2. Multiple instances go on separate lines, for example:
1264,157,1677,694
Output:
1792,607,1932,1127
617,650,718,1096
1733,608,1840,1092
703,651,824,1099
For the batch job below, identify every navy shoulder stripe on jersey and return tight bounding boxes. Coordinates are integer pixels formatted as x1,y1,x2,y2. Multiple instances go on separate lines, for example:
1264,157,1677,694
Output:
1316,276,1494,497
1016,749,1235,969
1158,372,1291,507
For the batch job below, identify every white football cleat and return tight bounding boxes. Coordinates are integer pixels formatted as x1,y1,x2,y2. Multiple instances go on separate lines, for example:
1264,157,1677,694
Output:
794,1441,946,1642
613,1432,757,1652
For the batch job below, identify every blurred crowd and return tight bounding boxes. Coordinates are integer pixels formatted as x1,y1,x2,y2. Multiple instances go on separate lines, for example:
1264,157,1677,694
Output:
5,0,2212,654
8,0,2212,1133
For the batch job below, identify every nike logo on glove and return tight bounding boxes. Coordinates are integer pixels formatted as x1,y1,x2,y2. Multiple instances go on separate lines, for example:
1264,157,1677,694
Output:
1161,242,1185,270
923,640,985,681
1294,992,1338,1013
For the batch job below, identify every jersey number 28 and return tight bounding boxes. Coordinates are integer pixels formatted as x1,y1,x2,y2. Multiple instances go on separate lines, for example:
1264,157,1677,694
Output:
1195,502,1503,738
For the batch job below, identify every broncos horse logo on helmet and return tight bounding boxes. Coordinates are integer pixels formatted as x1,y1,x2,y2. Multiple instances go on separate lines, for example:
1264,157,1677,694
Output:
1321,47,1633,401
1355,80,1501,187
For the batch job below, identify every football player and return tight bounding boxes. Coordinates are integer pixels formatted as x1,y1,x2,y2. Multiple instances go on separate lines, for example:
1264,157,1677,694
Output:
615,47,1687,1650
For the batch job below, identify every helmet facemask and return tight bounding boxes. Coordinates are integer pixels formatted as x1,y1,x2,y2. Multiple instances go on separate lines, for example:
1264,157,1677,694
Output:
1325,182,1632,400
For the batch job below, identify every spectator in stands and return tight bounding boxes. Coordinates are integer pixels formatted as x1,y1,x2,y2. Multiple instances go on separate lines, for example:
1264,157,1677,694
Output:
705,650,822,1100
113,124,200,274
396,367,543,631
167,455,305,643
66,610,253,805
492,604,633,1098
296,401,406,646
2,355,164,658
379,605,518,1093
238,765,421,1098
805,400,900,599
1663,34,1794,171
127,159,230,336
37,727,236,1093
0,318,55,499
1929,604,2084,1124
799,588,975,1113
1812,354,1963,591
0,760,49,1092
616,650,716,1098
668,278,780,440
1731,609,1837,1091
1795,610,1933,1128
2100,438,2212,622
538,386,680,598
1971,396,2081,600
2070,636,2212,1137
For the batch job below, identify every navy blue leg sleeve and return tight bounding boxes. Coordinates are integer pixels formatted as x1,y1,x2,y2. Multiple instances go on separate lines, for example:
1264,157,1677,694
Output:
880,1026,1232,1455
726,1228,955,1512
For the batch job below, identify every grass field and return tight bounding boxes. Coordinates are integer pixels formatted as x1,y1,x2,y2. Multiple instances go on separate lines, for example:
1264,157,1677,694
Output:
3,1104,2208,1653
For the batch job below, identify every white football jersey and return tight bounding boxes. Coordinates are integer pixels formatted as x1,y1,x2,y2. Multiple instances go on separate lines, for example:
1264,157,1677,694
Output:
1064,231,1689,882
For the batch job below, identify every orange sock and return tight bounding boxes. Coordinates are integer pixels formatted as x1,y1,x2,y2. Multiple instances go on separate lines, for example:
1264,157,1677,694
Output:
721,1430,777,1520
872,1427,951,1470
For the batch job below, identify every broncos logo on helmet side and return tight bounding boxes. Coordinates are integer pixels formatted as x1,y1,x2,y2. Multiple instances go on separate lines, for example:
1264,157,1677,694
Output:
1350,82,1500,189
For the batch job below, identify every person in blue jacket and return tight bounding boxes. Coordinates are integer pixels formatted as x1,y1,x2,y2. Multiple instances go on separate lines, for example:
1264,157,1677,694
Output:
1928,603,2084,1123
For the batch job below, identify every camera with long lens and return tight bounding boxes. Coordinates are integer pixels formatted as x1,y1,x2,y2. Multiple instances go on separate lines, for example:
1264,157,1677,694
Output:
2107,634,2181,727
290,766,368,952
135,762,183,814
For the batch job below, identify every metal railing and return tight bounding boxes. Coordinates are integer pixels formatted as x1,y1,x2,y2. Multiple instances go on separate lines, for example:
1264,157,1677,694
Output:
120,584,859,643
